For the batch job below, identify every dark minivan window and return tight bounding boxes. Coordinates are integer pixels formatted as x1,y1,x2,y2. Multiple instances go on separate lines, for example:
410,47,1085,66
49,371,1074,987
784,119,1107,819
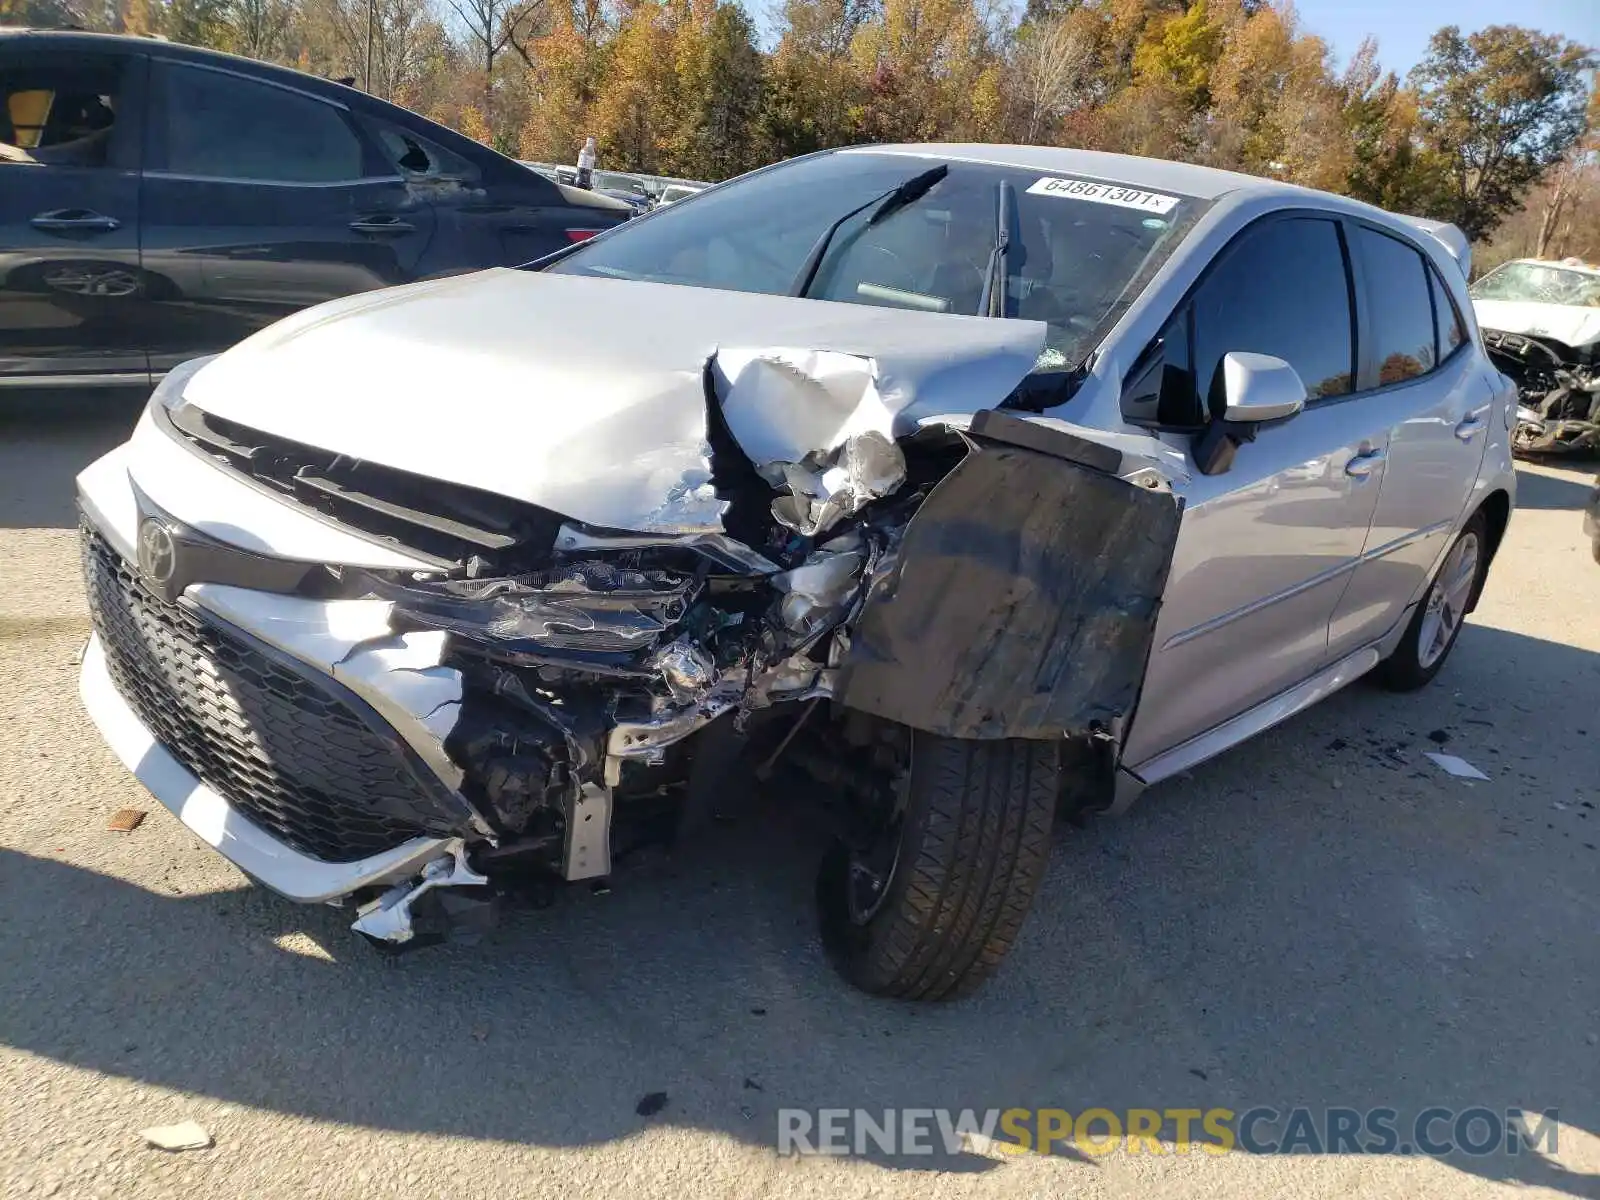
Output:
1191,217,1355,408
1354,225,1436,385
154,62,363,183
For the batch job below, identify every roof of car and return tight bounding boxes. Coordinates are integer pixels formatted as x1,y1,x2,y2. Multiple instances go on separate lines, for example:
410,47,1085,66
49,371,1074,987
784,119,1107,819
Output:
5,28,356,95
847,143,1329,202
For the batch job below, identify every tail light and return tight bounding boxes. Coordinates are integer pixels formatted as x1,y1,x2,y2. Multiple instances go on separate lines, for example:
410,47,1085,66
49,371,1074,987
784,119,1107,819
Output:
564,229,601,243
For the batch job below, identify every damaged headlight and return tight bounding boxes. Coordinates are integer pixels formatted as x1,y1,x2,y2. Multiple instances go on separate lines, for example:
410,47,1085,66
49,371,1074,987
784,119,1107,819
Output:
375,562,700,654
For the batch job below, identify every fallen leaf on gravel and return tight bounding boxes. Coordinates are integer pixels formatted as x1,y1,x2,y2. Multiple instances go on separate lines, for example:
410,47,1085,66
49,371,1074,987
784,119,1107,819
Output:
107,808,146,833
140,1121,212,1151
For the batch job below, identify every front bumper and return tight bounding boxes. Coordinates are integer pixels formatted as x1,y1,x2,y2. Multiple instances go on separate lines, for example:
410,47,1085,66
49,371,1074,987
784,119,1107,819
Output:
79,633,458,902
74,431,487,902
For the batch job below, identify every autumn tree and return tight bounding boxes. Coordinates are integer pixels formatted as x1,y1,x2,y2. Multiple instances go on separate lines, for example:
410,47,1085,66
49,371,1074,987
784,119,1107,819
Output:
221,0,297,60
851,0,1006,143
1009,6,1104,143
517,0,611,163
1410,25,1596,241
761,0,875,158
667,2,764,179
443,0,549,136
589,0,678,170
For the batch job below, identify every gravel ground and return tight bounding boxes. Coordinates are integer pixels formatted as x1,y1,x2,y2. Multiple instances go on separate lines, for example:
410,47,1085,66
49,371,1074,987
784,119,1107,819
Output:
1,400,1597,1200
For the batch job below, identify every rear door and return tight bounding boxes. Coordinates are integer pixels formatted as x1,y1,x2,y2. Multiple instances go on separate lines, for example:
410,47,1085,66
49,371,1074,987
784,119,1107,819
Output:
139,57,436,374
1121,214,1392,770
0,45,149,385
1325,224,1491,658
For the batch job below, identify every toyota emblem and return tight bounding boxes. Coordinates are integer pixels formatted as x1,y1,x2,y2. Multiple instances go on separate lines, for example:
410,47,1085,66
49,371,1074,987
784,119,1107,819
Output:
137,519,177,585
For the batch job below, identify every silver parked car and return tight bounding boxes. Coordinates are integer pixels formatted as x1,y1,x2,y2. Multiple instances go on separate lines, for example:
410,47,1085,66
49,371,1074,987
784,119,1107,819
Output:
76,145,1514,998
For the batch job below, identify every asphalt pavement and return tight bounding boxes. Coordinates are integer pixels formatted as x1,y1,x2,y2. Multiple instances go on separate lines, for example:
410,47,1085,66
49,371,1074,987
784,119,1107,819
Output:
1,397,1597,1199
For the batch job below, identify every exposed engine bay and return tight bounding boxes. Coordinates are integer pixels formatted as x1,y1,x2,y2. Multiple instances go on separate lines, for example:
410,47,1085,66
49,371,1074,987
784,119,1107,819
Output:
146,340,1182,946
1484,329,1600,456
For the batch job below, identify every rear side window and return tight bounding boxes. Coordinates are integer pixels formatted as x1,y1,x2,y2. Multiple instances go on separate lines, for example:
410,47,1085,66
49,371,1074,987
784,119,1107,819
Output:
358,115,479,182
0,57,127,168
1353,226,1436,385
1430,268,1466,360
153,62,363,183
1191,217,1355,408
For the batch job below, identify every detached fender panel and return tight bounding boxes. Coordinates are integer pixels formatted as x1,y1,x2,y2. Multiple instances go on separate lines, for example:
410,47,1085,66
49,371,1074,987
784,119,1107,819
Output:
835,430,1182,740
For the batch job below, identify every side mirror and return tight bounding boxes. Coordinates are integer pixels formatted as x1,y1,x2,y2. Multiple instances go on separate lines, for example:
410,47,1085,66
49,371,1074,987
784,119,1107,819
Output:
1220,351,1307,423
1191,352,1308,477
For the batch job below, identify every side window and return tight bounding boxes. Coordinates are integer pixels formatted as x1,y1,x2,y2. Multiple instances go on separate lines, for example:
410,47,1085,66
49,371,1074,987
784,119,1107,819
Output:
1353,226,1436,385
0,57,128,169
153,62,362,183
1430,267,1466,360
357,115,479,183
1191,217,1355,410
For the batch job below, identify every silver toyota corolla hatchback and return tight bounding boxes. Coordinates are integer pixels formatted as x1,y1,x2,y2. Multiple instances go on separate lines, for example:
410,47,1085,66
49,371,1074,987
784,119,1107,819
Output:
76,145,1516,998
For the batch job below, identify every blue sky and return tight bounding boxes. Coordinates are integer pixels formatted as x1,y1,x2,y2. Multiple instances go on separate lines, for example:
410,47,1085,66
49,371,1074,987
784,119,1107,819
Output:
1278,0,1596,73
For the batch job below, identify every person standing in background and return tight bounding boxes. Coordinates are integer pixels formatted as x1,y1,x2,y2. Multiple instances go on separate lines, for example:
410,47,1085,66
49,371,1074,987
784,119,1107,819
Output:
576,136,596,190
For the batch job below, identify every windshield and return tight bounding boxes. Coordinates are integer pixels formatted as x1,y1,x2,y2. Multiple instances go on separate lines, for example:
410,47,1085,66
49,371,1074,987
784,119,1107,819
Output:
1471,262,1600,308
546,151,1207,370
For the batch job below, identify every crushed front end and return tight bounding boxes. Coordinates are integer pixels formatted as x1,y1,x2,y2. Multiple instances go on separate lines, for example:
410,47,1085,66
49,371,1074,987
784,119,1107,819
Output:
76,307,1179,956
1482,329,1600,457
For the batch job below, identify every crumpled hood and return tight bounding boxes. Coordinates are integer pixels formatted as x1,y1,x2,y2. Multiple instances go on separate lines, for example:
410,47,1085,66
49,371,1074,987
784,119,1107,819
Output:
183,269,1047,534
1473,297,1600,350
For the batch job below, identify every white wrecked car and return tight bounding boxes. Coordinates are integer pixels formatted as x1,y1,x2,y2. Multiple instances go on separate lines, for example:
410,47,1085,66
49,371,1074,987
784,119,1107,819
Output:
77,146,1516,998
1471,257,1600,455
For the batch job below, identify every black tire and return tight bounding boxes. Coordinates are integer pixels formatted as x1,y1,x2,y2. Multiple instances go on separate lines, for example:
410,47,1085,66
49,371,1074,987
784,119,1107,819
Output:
1377,513,1487,692
817,733,1057,1001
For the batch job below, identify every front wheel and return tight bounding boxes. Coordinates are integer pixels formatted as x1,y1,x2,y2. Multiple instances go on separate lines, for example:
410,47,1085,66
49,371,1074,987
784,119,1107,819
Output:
1378,514,1486,692
817,732,1057,1000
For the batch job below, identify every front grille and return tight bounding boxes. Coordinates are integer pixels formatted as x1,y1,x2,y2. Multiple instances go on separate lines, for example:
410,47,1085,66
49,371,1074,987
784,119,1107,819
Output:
81,521,463,863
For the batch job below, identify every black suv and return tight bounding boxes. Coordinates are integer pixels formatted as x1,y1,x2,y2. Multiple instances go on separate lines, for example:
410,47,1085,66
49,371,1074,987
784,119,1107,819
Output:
0,30,629,387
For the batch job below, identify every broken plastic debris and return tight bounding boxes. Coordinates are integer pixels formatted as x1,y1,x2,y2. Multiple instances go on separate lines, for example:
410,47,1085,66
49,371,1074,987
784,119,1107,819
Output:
107,808,146,832
140,1121,212,1151
1425,753,1489,781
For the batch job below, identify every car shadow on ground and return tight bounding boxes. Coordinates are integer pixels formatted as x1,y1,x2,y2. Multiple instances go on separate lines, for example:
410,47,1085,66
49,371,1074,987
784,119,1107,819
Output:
2,623,1597,1191
1513,463,1598,512
0,396,145,529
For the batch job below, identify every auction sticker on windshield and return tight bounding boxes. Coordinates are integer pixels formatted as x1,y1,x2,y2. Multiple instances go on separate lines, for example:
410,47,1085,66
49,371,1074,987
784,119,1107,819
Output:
1026,177,1179,214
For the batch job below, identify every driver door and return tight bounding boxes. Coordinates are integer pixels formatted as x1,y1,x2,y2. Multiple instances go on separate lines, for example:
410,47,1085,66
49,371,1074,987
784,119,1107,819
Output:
1120,214,1391,773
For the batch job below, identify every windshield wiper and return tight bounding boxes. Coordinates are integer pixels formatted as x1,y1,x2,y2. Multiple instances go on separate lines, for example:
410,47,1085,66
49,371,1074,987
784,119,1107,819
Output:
976,179,1015,318
789,164,948,298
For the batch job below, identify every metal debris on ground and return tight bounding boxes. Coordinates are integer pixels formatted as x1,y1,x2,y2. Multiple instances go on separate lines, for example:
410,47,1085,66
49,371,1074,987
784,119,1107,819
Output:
106,808,146,832
139,1121,212,1151
1425,753,1490,782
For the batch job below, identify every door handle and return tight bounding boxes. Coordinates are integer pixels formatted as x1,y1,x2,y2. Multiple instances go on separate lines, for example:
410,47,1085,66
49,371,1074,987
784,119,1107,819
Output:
1454,409,1490,441
1345,449,1386,478
31,209,120,233
349,215,416,235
